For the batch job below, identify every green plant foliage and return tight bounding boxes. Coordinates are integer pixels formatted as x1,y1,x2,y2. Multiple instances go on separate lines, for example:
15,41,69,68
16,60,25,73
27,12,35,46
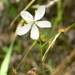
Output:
3,0,9,5
16,0,20,3
14,40,22,52
9,6,17,19
0,41,14,75
2,46,9,53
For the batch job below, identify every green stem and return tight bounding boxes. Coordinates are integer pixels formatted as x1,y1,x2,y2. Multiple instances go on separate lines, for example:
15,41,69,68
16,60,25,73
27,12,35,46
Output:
50,0,62,37
42,31,62,62
37,69,51,75
15,40,37,70
65,23,75,32
42,37,54,47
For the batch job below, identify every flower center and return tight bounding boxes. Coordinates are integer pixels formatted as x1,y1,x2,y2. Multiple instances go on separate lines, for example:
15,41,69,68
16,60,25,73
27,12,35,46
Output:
22,19,36,26
26,20,35,24
28,16,30,18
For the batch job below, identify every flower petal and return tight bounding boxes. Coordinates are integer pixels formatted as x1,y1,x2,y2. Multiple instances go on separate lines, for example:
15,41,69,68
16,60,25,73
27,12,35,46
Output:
17,23,32,36
20,11,33,21
36,21,51,28
30,24,39,40
34,6,45,21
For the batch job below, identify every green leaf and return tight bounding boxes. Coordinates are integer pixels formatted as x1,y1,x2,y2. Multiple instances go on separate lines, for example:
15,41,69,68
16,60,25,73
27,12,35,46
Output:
0,41,14,75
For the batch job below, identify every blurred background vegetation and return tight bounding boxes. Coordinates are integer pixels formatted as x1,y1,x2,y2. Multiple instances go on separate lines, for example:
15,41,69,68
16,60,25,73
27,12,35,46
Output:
0,0,75,75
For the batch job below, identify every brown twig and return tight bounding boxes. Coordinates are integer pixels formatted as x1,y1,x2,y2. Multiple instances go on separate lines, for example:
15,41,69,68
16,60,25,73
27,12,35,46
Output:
9,0,35,29
51,50,75,75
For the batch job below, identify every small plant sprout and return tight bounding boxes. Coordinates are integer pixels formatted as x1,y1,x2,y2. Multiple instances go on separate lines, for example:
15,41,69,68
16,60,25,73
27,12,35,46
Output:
17,5,51,40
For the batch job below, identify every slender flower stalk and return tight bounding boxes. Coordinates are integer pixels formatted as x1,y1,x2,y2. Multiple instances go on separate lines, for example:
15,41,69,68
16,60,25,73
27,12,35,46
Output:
42,29,64,61
17,6,51,40
15,41,37,70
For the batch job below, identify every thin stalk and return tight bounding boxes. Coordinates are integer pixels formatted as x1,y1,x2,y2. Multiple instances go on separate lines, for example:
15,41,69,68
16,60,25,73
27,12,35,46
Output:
42,31,62,62
15,41,37,70
50,0,62,37
64,23,75,32
42,23,75,62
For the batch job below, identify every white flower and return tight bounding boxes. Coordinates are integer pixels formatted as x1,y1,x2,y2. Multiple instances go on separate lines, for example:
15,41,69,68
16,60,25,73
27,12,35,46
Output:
17,6,51,40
